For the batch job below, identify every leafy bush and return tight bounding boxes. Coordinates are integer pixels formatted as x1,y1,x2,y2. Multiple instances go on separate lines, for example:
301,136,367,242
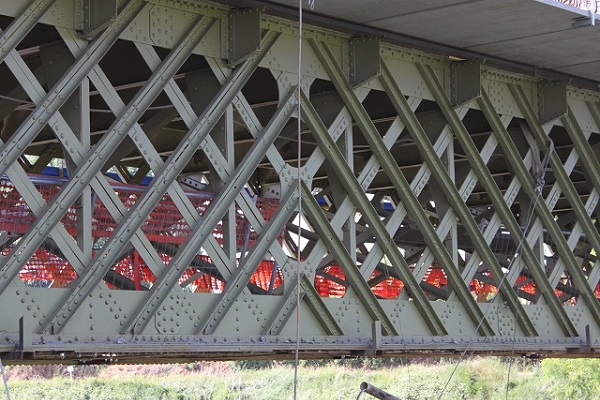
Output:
541,358,600,400
2,357,599,399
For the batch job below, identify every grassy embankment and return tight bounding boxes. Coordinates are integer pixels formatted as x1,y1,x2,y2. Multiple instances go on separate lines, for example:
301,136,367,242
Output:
0,357,599,399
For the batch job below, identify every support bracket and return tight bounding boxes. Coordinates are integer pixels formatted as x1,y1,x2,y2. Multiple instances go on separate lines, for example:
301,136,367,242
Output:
228,8,261,66
371,320,382,353
19,316,31,352
349,37,381,87
538,80,567,124
74,0,118,38
573,9,596,28
450,60,482,107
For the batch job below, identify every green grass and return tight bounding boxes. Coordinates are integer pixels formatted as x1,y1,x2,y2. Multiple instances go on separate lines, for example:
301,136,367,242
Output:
0,357,597,399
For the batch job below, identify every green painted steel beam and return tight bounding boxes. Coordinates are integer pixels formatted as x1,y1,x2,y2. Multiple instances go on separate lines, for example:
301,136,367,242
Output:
0,0,57,65
513,104,600,328
299,274,345,336
125,87,296,335
383,62,536,337
1,26,166,283
507,85,600,330
309,38,489,336
300,181,399,336
56,27,235,280
35,16,227,333
300,89,447,336
474,85,580,336
262,272,345,336
199,186,298,335
263,279,304,336
2,0,600,361
0,0,146,180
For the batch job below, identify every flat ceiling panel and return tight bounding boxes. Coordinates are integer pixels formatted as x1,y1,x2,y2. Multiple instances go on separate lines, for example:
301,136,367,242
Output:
557,61,600,81
260,0,475,24
370,0,577,47
470,28,600,68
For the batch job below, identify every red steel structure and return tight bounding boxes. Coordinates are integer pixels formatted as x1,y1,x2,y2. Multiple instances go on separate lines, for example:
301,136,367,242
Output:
7,176,599,301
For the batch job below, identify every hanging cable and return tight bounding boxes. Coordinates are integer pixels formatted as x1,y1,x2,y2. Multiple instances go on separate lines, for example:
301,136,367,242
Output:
505,137,554,399
0,355,11,400
439,135,554,400
356,387,366,400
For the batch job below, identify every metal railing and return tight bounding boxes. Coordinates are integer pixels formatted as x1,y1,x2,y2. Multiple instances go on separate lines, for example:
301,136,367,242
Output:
556,0,598,13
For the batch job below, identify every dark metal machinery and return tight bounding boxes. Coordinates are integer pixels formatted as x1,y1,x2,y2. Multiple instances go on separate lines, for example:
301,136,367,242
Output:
1,0,600,364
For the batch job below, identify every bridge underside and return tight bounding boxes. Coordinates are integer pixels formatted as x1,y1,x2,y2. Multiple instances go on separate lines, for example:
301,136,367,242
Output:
1,0,600,364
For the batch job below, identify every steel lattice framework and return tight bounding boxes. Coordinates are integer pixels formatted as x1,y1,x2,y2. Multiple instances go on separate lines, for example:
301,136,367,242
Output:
1,0,600,363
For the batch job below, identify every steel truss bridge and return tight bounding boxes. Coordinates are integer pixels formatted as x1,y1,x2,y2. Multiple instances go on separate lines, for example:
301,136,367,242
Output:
1,0,600,364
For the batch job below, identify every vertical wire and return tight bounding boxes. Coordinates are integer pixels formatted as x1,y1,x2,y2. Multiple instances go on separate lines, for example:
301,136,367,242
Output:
0,356,11,400
293,0,304,398
438,140,554,400
505,140,553,399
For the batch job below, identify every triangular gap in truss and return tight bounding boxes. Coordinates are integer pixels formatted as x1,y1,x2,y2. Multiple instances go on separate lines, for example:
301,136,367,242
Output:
452,109,498,191
98,40,154,105
2,173,80,288
313,257,400,299
314,261,343,297
228,253,287,296
0,176,83,288
0,62,30,139
235,195,285,255
313,258,364,298
361,89,398,137
272,114,312,170
14,21,61,53
240,67,279,127
3,23,62,107
0,15,13,31
16,246,77,289
285,207,311,260
105,246,155,291
246,259,284,295
286,199,334,264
